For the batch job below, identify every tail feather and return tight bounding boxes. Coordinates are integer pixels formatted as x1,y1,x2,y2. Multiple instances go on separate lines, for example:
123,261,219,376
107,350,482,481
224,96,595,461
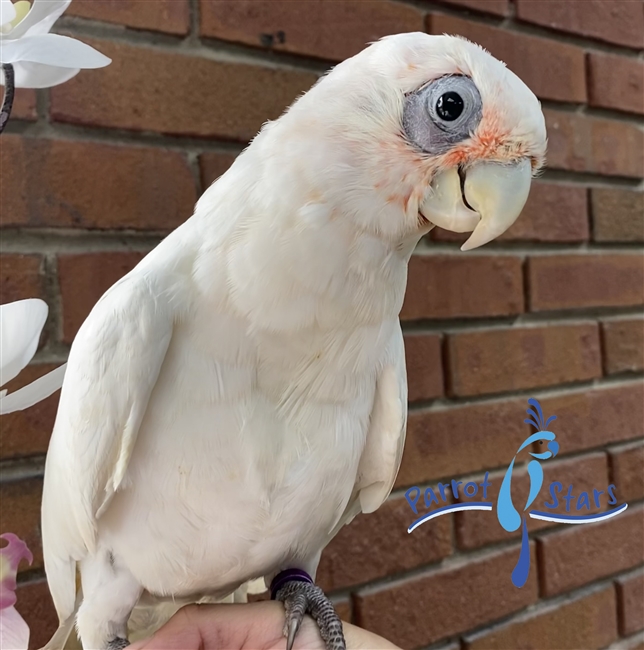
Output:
39,588,82,650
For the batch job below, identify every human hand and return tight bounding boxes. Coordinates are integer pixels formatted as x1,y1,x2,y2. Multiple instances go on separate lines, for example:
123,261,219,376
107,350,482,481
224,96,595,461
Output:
128,601,401,650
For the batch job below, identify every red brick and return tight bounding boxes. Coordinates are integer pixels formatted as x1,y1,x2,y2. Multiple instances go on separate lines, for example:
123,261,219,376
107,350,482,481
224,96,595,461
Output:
603,319,644,375
317,495,452,592
50,38,317,141
0,136,197,231
516,0,644,49
0,146,27,228
545,110,644,178
465,585,618,650
429,15,586,103
617,571,644,636
332,599,352,623
588,53,644,116
199,152,238,190
404,333,444,403
11,88,37,121
432,181,589,244
529,255,644,311
434,0,508,16
456,453,610,550
592,189,644,243
0,254,45,304
0,364,60,460
15,579,58,650
397,398,529,486
0,478,43,571
610,442,644,504
538,504,644,596
67,0,190,35
354,544,538,648
57,252,146,343
538,383,643,455
401,255,523,321
447,323,602,397
200,0,424,62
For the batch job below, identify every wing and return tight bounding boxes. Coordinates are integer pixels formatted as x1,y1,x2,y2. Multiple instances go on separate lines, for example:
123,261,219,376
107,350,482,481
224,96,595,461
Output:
42,272,173,620
329,322,408,538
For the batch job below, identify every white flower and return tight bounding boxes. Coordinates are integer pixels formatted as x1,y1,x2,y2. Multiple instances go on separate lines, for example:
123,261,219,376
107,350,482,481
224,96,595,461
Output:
0,0,110,88
0,298,66,414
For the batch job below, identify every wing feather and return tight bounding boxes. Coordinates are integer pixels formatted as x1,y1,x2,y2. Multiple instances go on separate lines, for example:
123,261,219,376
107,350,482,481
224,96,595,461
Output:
42,273,173,621
328,322,407,538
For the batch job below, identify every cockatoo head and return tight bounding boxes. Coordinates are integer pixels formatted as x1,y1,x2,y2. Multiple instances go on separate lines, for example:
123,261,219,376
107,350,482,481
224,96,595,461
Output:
279,32,546,249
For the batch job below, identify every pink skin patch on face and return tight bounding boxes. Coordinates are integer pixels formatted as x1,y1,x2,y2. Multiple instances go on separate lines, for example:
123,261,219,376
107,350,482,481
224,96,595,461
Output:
442,104,543,171
442,128,532,169
440,103,525,168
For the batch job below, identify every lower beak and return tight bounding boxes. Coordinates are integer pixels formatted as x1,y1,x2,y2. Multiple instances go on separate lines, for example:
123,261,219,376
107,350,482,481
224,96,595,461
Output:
419,159,532,251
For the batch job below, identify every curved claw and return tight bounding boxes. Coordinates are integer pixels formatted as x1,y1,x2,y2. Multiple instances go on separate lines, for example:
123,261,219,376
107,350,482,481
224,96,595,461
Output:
286,617,300,650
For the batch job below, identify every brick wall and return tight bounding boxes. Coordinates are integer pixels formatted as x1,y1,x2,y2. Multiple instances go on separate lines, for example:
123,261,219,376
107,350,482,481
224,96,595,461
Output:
1,1,643,648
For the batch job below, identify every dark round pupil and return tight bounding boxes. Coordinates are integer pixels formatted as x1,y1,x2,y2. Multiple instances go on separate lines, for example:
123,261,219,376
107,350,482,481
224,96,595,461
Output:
436,91,464,121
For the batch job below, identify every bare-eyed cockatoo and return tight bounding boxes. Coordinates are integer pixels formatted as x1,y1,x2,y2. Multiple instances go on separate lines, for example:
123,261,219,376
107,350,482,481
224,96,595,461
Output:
41,32,546,650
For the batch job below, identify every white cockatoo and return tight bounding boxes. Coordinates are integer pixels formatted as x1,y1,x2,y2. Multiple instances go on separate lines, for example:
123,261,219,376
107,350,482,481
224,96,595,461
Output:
41,32,546,650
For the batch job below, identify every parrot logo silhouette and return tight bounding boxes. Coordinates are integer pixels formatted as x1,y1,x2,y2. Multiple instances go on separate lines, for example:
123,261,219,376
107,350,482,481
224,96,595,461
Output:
497,398,559,588
405,396,628,589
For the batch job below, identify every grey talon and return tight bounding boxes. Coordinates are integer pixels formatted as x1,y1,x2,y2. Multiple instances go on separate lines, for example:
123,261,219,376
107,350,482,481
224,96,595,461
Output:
276,581,346,650
106,638,129,650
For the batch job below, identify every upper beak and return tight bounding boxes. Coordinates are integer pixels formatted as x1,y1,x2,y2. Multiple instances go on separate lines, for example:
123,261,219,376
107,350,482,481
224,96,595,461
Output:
419,159,532,251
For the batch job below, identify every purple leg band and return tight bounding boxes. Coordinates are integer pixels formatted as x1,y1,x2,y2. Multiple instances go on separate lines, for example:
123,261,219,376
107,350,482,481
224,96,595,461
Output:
270,568,314,600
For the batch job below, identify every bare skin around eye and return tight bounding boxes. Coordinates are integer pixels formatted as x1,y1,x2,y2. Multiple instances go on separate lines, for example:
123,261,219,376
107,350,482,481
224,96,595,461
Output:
128,601,402,650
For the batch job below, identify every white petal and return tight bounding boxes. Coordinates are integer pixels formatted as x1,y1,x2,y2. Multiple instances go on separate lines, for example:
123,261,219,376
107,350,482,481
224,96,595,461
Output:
0,363,66,413
0,33,111,68
0,0,16,28
0,606,30,650
0,299,48,387
6,0,70,38
3,59,79,88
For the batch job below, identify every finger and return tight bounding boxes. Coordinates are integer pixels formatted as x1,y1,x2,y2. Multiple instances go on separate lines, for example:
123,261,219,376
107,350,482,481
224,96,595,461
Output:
128,608,202,650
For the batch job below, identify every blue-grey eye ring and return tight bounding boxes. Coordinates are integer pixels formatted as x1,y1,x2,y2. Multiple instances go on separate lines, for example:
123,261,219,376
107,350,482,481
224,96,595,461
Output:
403,75,483,154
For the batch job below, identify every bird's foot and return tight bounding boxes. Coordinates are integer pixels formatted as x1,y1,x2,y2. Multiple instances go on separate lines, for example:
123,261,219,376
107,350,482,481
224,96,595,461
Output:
272,569,346,650
106,638,129,650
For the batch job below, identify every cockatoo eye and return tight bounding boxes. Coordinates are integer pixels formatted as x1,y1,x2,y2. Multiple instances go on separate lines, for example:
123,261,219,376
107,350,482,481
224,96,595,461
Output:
403,75,483,154
436,92,464,121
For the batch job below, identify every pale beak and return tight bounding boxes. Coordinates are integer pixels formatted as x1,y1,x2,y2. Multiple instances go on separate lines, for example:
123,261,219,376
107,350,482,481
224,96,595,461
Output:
419,159,532,251
461,159,532,251
418,167,479,233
